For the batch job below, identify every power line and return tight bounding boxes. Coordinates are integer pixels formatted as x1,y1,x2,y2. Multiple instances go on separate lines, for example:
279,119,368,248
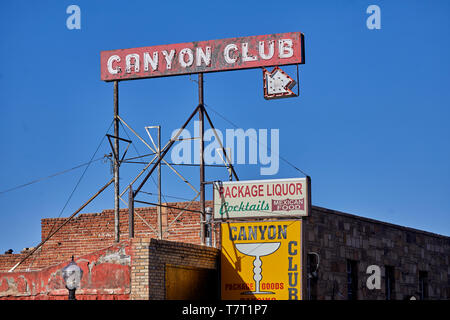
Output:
24,119,114,270
0,156,106,196
204,103,310,177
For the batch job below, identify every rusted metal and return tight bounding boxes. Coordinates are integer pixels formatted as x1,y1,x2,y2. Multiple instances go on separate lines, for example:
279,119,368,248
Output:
198,73,206,245
106,134,132,165
134,200,203,215
203,107,239,181
120,115,199,194
133,105,201,197
128,185,134,238
157,126,162,240
101,32,305,81
263,66,297,100
8,178,114,272
114,81,120,243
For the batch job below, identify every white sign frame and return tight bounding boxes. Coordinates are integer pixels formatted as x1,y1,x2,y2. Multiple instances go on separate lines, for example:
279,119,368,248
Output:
213,177,311,220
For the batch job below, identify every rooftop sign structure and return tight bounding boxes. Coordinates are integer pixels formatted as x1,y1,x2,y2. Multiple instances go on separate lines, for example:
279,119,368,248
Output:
221,220,302,300
263,66,298,99
213,177,311,220
100,32,305,81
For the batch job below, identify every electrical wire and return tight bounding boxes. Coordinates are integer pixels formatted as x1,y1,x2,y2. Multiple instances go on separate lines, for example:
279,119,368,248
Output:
0,156,106,196
24,120,114,270
204,103,310,177
50,119,114,223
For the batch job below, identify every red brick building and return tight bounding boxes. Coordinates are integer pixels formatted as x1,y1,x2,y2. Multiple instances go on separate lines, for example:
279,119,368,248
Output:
0,201,449,300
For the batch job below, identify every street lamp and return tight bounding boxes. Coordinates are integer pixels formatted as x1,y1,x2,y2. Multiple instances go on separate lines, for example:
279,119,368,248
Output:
62,256,83,300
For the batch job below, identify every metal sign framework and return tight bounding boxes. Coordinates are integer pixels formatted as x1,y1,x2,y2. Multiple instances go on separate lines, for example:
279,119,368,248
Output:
9,33,306,273
117,74,240,245
7,32,307,272
106,32,305,246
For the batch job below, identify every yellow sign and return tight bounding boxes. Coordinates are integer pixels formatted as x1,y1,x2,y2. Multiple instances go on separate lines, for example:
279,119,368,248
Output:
221,220,302,300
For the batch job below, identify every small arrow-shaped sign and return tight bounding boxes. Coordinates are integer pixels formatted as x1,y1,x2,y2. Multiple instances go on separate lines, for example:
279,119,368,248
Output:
263,66,298,100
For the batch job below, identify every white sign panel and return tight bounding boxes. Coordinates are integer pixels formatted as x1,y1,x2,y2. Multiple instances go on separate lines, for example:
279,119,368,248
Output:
213,177,310,219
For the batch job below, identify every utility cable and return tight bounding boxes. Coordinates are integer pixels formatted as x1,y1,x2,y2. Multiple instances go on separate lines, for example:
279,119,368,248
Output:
204,103,310,177
25,120,114,271
0,156,106,196
50,120,114,222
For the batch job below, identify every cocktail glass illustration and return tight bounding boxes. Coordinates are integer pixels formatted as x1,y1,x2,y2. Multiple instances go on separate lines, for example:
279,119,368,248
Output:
235,242,281,295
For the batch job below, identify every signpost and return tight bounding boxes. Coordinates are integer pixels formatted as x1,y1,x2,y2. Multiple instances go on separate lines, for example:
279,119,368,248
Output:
213,177,310,220
101,32,304,81
221,220,302,300
263,66,298,99
101,31,306,246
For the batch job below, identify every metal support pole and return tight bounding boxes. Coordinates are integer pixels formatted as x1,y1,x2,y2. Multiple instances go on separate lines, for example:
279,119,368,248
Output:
133,105,200,197
68,288,76,300
198,73,206,245
157,126,163,239
203,108,239,181
128,185,134,238
114,81,120,243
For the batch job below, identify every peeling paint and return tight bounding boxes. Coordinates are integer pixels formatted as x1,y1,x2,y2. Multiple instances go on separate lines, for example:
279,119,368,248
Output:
95,247,130,266
101,32,305,81
0,242,131,300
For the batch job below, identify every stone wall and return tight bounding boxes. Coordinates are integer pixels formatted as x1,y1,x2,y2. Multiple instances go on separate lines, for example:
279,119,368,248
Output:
303,206,450,300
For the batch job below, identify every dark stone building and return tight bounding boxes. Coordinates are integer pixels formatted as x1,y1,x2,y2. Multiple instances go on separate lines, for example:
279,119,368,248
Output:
303,206,450,300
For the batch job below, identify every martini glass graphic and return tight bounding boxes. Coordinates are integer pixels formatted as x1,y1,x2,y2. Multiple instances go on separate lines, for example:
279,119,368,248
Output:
235,242,281,295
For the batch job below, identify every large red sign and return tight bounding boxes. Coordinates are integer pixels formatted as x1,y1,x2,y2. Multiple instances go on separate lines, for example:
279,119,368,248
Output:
100,32,304,81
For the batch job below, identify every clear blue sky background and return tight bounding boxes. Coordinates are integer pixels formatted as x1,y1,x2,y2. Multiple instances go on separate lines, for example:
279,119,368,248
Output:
0,0,449,254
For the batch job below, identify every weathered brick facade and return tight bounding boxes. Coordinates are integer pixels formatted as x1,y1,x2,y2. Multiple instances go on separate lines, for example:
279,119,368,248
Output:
0,202,448,300
0,241,132,300
0,201,215,272
133,238,219,300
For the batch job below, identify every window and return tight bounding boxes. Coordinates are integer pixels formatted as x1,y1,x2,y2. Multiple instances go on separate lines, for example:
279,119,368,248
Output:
385,266,395,300
419,271,428,300
347,260,358,300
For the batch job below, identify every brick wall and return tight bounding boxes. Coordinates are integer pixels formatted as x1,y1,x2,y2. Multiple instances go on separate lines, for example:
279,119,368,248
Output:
303,206,450,300
1,200,448,300
130,237,150,300
0,241,131,300
130,238,219,300
0,201,216,272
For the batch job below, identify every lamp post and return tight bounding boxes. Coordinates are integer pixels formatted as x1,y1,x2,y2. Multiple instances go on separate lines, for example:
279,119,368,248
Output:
62,256,83,300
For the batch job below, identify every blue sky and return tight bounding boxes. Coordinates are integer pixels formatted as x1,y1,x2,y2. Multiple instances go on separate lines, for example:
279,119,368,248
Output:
0,0,449,253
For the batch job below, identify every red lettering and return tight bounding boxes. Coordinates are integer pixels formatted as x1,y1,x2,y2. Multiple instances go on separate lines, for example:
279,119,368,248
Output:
282,184,288,195
251,185,258,197
275,184,282,196
231,186,237,198
238,186,244,197
244,185,251,197
296,183,303,195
